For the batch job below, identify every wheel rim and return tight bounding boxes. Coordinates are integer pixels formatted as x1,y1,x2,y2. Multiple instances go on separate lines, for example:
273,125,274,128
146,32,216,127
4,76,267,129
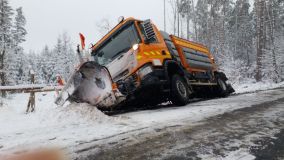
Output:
218,79,227,91
176,80,187,98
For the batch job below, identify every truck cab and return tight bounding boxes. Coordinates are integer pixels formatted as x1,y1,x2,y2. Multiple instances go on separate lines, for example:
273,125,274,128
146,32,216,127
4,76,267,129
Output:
91,17,234,107
91,18,171,82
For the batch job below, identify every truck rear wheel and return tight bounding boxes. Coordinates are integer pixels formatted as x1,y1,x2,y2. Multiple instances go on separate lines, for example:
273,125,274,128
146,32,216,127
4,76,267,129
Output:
171,74,190,106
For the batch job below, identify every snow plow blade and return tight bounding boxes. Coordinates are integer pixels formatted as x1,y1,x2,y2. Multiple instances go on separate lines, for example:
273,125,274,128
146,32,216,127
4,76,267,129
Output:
55,61,125,109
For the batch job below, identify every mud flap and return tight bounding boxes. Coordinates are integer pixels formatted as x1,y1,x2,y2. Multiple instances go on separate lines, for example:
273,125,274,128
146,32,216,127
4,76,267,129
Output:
227,83,235,94
214,72,235,96
55,61,125,108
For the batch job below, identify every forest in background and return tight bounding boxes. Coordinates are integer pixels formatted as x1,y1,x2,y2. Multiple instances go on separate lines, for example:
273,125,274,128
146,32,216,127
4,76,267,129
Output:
167,0,284,83
0,0,76,86
0,0,283,88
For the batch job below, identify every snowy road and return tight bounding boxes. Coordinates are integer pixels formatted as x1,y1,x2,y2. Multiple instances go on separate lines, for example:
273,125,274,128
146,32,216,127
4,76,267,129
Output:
74,88,284,160
0,87,284,160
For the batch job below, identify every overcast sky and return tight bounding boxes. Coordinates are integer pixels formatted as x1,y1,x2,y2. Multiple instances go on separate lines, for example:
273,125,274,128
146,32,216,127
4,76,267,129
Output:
10,0,166,52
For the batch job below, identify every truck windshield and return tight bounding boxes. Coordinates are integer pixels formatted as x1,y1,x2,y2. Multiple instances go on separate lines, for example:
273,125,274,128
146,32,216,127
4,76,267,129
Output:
93,22,140,66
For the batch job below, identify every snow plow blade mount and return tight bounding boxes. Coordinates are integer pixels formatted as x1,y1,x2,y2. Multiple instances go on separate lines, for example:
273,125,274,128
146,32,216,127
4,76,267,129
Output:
55,61,123,109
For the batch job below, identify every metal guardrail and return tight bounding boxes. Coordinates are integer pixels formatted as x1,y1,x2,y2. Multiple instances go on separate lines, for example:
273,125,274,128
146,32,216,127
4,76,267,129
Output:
0,85,63,92
0,85,64,113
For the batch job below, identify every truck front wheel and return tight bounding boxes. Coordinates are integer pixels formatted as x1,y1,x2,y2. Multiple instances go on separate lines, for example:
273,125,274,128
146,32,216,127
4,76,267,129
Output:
171,74,190,106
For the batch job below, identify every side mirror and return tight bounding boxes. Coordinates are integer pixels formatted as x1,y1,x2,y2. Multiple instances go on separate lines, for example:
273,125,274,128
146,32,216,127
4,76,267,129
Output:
89,43,95,49
142,19,157,43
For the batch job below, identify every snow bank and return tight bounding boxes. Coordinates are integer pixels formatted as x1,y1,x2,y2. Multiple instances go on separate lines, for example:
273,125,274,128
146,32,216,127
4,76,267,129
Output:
233,81,284,94
50,103,112,124
0,92,115,135
0,92,129,154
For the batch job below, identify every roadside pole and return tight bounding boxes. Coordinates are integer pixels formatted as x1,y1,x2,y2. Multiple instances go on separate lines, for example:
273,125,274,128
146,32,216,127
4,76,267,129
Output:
164,0,166,32
26,70,35,113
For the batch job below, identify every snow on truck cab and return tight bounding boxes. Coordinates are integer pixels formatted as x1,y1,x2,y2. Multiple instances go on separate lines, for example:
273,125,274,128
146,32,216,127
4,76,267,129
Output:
55,17,234,110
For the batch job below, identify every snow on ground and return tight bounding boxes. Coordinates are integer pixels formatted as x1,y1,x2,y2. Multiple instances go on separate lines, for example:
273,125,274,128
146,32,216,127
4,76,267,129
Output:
233,81,284,94
221,149,256,160
0,92,131,154
0,82,283,157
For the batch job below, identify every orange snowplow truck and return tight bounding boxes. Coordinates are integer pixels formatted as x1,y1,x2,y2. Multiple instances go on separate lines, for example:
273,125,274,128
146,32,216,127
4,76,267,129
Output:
55,17,235,109
88,17,234,107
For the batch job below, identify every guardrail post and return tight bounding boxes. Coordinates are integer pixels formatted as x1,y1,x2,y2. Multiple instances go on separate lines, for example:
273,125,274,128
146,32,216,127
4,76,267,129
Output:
26,71,35,113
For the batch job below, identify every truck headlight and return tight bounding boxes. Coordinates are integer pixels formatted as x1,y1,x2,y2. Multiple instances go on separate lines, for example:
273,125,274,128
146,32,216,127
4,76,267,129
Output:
132,44,139,51
138,65,153,78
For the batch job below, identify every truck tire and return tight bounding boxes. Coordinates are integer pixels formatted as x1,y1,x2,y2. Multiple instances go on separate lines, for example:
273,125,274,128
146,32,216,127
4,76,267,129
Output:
171,74,190,106
216,77,229,97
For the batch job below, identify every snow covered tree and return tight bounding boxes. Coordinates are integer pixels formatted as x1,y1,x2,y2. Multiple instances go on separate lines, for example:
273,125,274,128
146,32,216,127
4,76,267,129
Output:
275,0,284,81
254,0,266,82
168,0,177,35
6,7,28,85
53,32,76,81
168,0,185,36
195,0,210,45
252,0,284,82
35,33,77,84
12,7,27,52
227,0,253,66
60,32,77,80
0,0,13,48
178,0,193,39
0,0,13,96
13,56,31,85
36,46,52,84
262,0,284,82
166,0,283,83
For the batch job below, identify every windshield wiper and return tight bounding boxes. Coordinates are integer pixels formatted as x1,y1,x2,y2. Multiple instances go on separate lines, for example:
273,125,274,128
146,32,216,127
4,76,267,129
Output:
111,47,130,60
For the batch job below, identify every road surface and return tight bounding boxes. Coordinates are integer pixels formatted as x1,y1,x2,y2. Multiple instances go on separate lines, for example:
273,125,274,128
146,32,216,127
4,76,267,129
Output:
74,88,284,160
1,88,284,160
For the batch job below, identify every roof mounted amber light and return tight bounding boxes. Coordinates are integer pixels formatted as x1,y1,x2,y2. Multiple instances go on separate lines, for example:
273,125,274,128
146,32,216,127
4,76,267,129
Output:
118,16,125,23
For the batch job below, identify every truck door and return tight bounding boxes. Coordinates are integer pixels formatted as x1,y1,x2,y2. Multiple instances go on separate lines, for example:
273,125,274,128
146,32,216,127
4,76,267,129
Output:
105,23,141,82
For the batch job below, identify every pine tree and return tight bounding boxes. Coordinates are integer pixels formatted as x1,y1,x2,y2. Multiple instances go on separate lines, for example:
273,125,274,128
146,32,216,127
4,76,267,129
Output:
165,0,284,83
195,0,210,45
254,0,266,82
0,0,13,47
253,0,283,82
53,33,76,81
168,0,179,35
60,32,76,80
276,0,284,81
0,0,13,96
38,46,53,84
178,0,192,39
6,7,28,85
12,7,27,52
264,0,283,82
35,33,77,84
228,0,253,65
